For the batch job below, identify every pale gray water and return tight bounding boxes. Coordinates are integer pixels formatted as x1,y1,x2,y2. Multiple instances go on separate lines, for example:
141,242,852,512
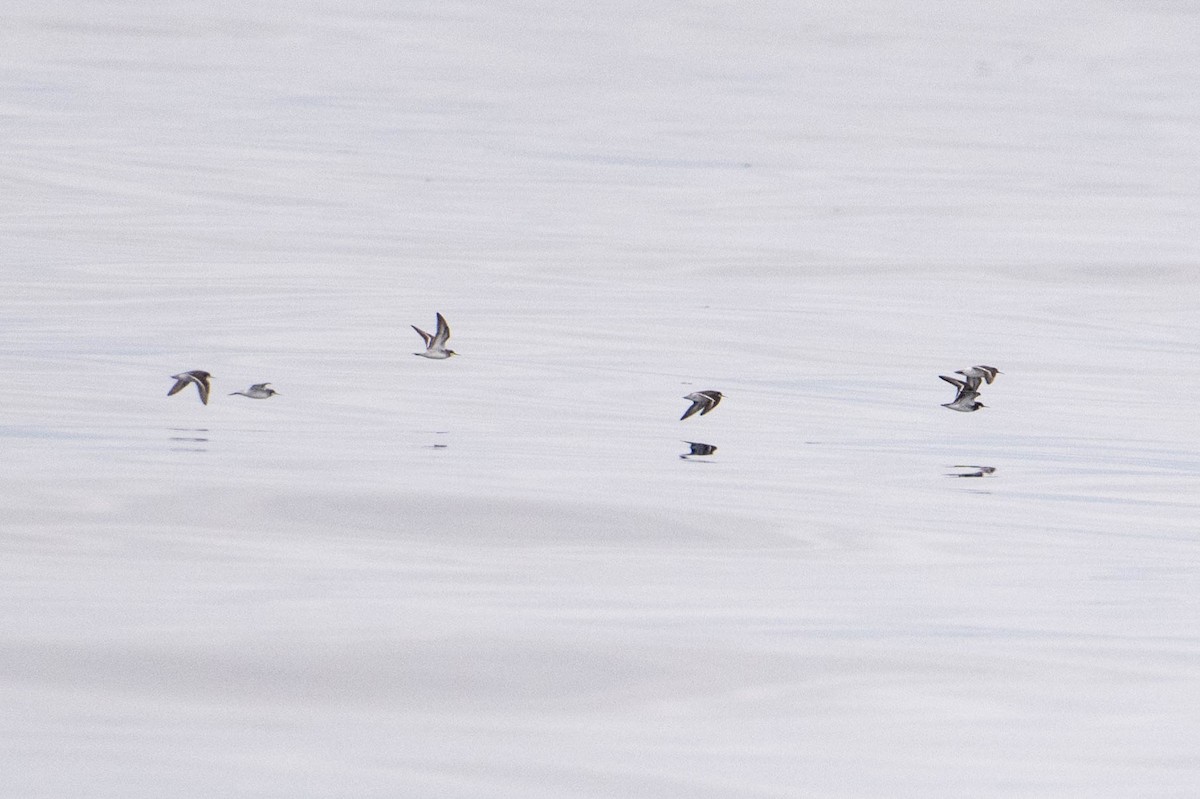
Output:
3,1,1200,796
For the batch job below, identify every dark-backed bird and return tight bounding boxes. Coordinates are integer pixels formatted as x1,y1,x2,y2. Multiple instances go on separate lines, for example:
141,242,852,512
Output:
939,375,985,412
412,312,456,359
167,370,213,405
681,390,723,420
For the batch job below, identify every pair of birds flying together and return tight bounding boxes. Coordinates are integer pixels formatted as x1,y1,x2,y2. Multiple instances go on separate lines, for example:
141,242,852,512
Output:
167,371,279,405
939,365,1001,412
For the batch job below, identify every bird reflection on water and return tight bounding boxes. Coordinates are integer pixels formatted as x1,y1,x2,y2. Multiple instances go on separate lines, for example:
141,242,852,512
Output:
680,441,718,461
167,428,209,452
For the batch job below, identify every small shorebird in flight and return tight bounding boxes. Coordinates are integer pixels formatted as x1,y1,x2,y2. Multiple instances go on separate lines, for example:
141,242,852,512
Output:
956,365,1001,384
948,465,996,478
680,390,723,420
229,383,280,399
939,375,985,412
412,312,456,359
167,370,213,405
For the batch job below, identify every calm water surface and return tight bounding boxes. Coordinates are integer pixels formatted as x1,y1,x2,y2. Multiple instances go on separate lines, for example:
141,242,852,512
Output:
2,1,1199,796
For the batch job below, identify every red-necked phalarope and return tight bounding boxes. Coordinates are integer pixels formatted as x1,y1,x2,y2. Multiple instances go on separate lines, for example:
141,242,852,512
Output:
681,390,723,420
939,375,985,412
229,383,279,399
412,312,456,359
168,370,213,405
956,365,1001,384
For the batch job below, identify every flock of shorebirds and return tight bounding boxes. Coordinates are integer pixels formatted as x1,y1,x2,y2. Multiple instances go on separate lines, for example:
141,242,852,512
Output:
167,312,1001,422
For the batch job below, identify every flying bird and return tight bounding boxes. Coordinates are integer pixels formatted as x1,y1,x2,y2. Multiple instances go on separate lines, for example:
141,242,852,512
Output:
955,365,1001,384
680,390,723,420
229,383,280,399
412,312,456,359
939,375,985,412
167,370,213,405
948,465,997,478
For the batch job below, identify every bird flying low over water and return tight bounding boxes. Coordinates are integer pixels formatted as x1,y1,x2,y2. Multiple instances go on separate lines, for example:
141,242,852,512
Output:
956,365,1001,384
229,383,279,399
939,374,985,412
681,390,723,420
167,370,213,405
948,465,996,478
412,312,456,359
